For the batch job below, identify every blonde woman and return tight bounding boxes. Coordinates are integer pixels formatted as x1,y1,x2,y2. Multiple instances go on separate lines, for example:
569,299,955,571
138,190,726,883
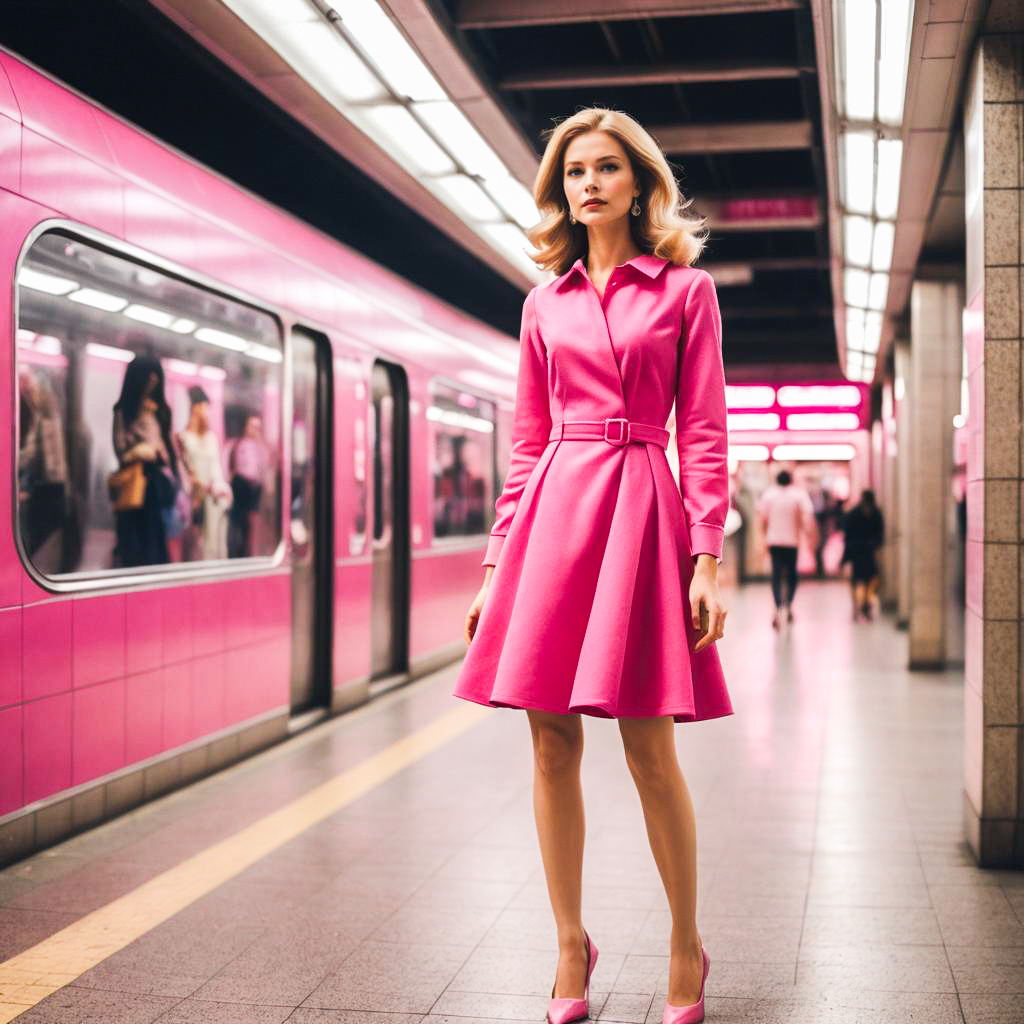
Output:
454,108,732,1024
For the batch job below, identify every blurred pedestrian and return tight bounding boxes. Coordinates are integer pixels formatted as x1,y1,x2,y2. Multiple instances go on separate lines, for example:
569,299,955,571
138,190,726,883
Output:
757,469,817,629
840,488,885,620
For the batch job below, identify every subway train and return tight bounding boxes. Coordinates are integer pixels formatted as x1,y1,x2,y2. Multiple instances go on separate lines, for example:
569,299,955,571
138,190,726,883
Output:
0,49,520,864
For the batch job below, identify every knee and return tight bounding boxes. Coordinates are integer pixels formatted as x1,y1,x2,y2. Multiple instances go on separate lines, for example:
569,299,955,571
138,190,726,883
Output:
530,721,583,777
622,744,678,789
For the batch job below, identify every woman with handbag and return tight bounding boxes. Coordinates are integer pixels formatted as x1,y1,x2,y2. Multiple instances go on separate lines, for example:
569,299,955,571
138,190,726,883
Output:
110,353,180,568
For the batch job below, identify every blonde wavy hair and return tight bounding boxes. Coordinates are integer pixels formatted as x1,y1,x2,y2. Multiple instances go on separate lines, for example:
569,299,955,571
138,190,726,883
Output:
525,107,709,276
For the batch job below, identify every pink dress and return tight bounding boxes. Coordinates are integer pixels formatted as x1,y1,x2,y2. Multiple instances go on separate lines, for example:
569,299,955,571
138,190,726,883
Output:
452,253,734,723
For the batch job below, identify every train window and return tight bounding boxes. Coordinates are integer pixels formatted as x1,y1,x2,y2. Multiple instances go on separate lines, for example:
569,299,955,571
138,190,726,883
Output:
428,379,496,540
16,229,283,581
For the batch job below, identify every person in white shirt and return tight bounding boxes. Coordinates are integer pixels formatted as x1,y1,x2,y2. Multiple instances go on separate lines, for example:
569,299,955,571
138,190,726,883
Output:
756,469,817,629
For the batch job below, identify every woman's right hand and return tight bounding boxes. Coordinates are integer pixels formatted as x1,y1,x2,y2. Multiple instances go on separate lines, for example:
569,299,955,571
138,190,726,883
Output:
464,567,495,645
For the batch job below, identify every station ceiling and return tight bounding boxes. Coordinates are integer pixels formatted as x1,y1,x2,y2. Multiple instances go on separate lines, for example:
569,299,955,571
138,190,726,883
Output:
2,0,843,378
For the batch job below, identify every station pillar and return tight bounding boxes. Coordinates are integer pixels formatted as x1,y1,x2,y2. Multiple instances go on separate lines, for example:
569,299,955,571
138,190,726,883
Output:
962,23,1024,867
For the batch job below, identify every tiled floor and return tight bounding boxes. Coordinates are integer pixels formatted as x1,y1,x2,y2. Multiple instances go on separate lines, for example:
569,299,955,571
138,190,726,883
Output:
1,580,1022,1023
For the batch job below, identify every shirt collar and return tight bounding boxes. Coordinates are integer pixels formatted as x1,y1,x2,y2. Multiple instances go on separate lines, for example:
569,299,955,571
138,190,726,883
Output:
554,252,670,290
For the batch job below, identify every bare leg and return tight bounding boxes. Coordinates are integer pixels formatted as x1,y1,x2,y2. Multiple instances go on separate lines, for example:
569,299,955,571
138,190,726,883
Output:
618,715,704,1005
526,709,589,998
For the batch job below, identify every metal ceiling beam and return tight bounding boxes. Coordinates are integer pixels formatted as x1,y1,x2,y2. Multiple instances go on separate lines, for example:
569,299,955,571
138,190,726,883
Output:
499,58,809,91
648,119,813,153
456,0,805,30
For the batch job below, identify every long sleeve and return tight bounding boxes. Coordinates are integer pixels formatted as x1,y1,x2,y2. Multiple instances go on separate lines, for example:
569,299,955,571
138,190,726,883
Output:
482,287,551,567
676,269,729,563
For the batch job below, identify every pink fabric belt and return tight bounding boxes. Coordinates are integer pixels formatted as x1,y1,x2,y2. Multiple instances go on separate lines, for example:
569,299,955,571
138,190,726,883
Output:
548,417,670,449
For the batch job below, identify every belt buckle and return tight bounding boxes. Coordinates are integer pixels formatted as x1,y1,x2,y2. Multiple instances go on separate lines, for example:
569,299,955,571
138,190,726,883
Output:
603,417,630,445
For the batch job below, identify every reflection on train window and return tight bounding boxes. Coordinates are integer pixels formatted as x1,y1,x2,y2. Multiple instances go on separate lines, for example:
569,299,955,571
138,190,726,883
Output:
428,380,495,540
16,230,283,579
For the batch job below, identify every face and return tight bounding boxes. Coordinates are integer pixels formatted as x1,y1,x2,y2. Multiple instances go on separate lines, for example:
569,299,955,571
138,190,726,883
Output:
563,130,640,227
193,401,210,430
245,416,262,439
145,371,159,397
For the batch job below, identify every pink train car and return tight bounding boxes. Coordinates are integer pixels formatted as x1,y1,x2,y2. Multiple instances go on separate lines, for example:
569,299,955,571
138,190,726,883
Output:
0,48,518,865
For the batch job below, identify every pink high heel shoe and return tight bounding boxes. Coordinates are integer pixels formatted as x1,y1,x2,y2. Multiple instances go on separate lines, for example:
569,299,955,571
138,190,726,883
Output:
546,928,598,1024
662,945,710,1024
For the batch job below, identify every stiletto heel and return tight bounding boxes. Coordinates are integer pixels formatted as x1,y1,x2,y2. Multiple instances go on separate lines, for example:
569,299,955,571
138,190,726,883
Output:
662,945,709,1024
545,927,598,1024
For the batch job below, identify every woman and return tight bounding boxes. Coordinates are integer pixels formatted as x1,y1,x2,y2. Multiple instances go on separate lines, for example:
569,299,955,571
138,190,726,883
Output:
178,385,232,561
228,413,270,558
840,488,885,620
111,353,179,568
453,108,730,1024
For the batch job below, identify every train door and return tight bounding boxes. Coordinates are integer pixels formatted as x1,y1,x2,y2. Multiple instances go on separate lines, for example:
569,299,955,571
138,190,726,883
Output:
369,359,410,680
290,328,333,715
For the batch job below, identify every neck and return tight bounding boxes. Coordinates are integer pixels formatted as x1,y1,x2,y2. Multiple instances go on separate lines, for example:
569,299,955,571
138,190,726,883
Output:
585,223,642,273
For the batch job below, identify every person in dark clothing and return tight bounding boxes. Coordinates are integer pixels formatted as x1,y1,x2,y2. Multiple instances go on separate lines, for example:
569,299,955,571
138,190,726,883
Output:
111,353,179,568
840,488,885,620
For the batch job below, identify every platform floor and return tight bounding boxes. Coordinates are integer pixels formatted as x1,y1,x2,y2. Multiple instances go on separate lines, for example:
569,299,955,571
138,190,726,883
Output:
0,580,1021,1024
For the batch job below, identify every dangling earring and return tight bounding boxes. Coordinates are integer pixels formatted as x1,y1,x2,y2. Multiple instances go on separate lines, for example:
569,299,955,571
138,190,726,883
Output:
569,211,577,225
631,197,641,217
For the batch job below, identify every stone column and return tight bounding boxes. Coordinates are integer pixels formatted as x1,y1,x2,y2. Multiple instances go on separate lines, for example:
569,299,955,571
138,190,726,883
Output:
962,26,1023,866
908,280,964,668
894,340,913,628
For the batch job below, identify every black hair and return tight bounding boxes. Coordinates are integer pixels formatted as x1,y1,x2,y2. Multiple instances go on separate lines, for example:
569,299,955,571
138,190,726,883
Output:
776,469,792,486
188,385,209,406
114,353,178,477
860,488,877,510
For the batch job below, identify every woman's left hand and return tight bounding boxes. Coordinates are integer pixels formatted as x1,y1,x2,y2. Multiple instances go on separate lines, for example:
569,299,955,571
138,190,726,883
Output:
690,558,727,652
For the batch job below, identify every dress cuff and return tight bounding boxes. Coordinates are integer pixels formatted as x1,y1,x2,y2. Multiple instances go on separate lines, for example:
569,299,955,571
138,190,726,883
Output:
689,523,724,563
482,533,506,567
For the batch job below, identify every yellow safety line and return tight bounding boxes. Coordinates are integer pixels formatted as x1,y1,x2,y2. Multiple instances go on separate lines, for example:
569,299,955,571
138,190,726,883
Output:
0,701,491,1021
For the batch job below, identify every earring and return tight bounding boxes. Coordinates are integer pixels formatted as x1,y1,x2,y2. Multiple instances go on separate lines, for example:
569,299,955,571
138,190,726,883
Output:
631,198,641,217
569,211,577,225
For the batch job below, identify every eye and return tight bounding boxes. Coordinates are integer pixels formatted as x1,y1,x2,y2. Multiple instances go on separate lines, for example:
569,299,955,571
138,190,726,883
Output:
601,162,619,171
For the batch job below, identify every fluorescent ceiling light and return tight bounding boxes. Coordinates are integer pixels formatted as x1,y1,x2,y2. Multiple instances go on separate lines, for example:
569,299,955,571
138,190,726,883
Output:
875,139,902,218
34,335,63,356
230,0,316,22
725,385,776,408
123,303,175,328
18,267,79,295
68,288,128,312
194,327,249,351
334,0,446,102
425,405,495,433
844,214,873,266
878,0,913,125
772,443,856,461
864,310,883,352
166,359,199,376
170,318,197,334
871,220,894,270
844,267,870,308
278,20,386,104
842,0,876,120
728,444,770,461
245,342,283,363
413,100,506,179
867,272,888,311
363,104,455,175
482,175,539,230
86,342,134,362
842,131,875,215
434,174,503,221
786,412,861,430
728,412,780,431
778,384,862,407
481,222,537,276
199,366,228,381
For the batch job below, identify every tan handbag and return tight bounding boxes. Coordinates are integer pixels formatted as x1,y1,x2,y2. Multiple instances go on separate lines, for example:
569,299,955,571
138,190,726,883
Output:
108,461,147,510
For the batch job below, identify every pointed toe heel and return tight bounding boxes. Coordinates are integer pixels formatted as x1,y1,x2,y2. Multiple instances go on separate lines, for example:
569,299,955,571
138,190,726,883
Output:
545,928,599,1024
662,946,709,1024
